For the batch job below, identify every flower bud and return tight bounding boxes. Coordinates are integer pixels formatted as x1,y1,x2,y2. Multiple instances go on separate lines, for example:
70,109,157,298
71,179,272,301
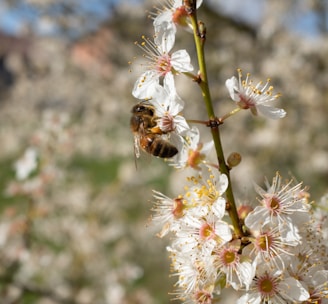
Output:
198,21,206,39
237,204,253,221
227,152,242,168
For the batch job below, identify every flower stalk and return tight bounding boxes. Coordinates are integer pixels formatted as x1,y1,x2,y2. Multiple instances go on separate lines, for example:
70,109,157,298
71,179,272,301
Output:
189,11,243,238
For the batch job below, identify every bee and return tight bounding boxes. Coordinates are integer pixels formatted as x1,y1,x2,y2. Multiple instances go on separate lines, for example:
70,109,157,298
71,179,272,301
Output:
130,103,178,159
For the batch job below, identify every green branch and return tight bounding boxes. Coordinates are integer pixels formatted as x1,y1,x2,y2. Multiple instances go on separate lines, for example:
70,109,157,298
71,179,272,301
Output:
188,11,243,238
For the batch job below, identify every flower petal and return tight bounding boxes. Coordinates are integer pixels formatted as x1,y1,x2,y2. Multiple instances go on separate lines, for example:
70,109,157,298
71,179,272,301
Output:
171,50,194,72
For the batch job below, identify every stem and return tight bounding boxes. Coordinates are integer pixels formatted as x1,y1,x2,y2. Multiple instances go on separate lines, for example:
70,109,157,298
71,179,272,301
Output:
220,107,242,122
182,71,200,82
189,13,243,238
187,119,209,125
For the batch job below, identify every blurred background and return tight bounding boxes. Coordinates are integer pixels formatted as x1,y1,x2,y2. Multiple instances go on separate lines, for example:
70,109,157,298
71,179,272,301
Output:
0,0,327,303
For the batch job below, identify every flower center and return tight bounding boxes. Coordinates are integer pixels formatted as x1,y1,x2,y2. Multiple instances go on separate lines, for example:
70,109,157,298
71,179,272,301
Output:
238,95,254,109
223,249,238,265
263,195,281,214
199,223,215,240
257,233,272,252
195,184,218,204
256,272,278,298
193,289,212,304
187,143,204,169
156,54,172,76
159,113,175,132
261,278,273,293
172,198,184,219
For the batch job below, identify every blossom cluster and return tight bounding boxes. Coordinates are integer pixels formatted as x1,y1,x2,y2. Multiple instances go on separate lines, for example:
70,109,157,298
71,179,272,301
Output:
152,172,328,303
6,111,72,198
131,1,328,303
2,111,147,304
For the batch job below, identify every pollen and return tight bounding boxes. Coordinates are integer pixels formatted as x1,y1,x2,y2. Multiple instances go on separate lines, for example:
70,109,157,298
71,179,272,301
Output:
257,234,272,251
199,222,215,240
256,272,279,298
263,194,281,212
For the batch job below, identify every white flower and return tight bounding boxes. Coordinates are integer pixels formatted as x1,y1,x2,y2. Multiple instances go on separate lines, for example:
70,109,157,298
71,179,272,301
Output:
191,213,232,245
150,74,190,135
225,69,286,119
132,36,193,99
213,240,255,291
304,270,328,303
170,126,214,170
151,190,186,237
237,264,310,304
245,173,310,238
167,246,215,299
14,147,38,180
184,166,228,218
152,0,203,49
243,225,295,270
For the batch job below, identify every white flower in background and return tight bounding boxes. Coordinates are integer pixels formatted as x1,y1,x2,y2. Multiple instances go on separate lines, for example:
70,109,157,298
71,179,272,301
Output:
14,147,38,180
170,126,214,169
152,0,204,49
225,69,286,119
132,35,193,99
313,193,328,240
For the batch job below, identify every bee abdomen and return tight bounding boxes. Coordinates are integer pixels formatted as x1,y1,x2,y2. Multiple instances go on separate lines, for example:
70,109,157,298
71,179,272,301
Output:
150,138,178,158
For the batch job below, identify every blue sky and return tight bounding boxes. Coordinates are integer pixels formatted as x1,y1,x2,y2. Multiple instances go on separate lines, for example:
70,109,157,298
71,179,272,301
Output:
0,0,138,36
0,0,326,38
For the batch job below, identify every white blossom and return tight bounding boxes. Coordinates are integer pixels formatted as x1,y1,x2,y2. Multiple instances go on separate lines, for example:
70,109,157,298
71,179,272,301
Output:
225,69,286,119
132,36,193,100
14,147,38,180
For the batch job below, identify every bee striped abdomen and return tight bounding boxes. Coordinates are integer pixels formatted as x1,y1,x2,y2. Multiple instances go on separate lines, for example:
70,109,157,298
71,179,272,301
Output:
131,102,179,159
150,138,178,158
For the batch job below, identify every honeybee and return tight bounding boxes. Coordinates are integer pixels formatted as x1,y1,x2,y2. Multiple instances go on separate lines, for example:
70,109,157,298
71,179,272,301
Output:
130,103,178,158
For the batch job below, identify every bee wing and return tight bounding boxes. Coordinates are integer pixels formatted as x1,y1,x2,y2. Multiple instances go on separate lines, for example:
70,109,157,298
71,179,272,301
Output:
134,134,141,158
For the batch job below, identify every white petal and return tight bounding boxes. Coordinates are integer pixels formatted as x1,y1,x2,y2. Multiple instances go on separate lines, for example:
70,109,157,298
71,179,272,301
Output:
196,0,203,8
163,73,177,101
187,127,200,149
212,197,226,219
154,20,176,52
171,50,194,72
256,104,286,119
225,76,241,102
132,71,160,99
153,11,172,29
239,262,256,290
281,277,309,301
244,206,268,231
200,140,214,155
174,115,190,134
215,222,232,243
237,294,261,304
